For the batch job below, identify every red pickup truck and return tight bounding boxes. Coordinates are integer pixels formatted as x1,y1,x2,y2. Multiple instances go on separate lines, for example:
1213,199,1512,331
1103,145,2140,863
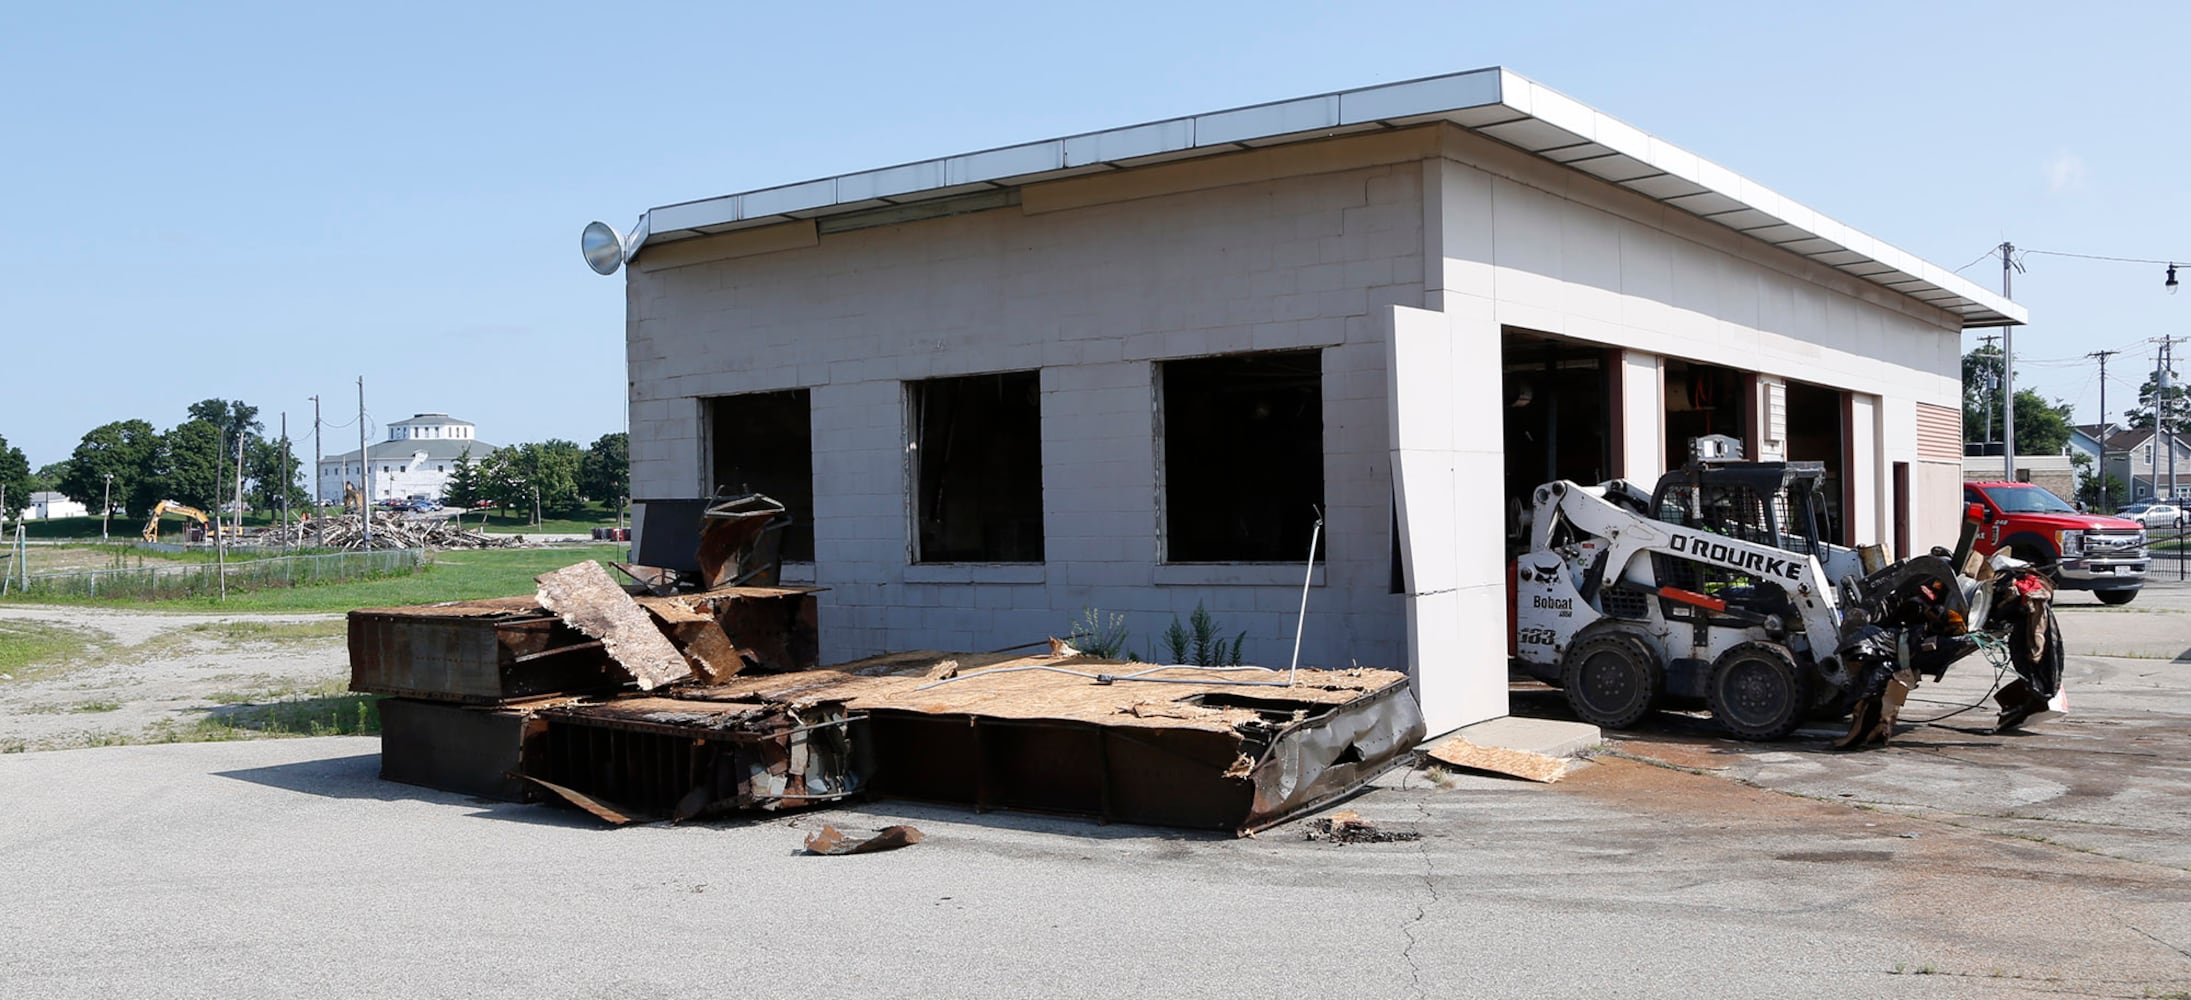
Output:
1963,481,2148,605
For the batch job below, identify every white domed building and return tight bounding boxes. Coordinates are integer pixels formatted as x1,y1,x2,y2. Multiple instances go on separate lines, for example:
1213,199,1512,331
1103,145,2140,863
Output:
317,413,498,503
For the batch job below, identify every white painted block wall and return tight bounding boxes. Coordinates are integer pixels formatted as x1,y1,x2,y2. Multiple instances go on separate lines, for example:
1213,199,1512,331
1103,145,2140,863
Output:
629,162,1427,674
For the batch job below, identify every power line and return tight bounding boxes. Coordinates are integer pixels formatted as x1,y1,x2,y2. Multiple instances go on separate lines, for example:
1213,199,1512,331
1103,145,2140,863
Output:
1951,247,1998,274
2021,249,2188,266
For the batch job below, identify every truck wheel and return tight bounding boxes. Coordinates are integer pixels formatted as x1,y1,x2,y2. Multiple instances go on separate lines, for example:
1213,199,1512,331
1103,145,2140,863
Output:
2097,589,2138,606
1707,642,1811,741
1560,630,1664,730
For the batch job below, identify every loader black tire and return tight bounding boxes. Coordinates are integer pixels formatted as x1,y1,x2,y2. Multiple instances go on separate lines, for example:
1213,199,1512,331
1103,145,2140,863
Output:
1707,642,1810,741
1560,629,1664,731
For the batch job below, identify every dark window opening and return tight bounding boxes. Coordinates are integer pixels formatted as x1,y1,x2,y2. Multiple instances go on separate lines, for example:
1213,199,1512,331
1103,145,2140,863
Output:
1161,350,1325,562
708,389,815,562
912,371,1044,562
1664,359,1749,466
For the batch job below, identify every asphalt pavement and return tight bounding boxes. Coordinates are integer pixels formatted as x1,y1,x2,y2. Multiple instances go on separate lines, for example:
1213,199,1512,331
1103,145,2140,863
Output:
4,589,2190,999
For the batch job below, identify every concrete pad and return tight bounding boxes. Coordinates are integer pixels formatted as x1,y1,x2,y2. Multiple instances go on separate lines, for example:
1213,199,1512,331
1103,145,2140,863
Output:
1435,714,1602,758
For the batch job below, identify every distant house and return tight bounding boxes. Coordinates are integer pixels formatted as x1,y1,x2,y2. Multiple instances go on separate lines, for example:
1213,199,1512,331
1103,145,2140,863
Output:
2102,427,2191,503
27,491,87,520
317,413,498,503
2067,423,2108,501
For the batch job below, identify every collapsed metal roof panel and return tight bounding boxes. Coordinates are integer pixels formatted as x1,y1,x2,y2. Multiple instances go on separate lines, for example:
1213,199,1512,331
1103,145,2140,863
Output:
625,67,2023,328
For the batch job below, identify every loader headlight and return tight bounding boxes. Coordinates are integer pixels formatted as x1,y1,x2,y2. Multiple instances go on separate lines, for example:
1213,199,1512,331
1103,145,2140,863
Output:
2056,529,2084,556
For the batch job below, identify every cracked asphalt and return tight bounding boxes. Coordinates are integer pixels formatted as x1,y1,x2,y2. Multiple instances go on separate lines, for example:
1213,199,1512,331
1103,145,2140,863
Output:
2,585,2188,998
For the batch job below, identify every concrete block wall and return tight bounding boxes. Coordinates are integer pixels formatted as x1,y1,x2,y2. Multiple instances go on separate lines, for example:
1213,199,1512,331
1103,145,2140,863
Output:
627,153,1426,671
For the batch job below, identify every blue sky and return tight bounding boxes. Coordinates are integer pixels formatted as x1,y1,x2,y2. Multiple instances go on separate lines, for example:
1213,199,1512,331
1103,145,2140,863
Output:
4,0,2181,467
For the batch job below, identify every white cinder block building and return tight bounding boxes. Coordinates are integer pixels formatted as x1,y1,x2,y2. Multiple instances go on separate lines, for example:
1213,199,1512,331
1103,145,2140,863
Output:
602,68,2022,735
318,413,496,504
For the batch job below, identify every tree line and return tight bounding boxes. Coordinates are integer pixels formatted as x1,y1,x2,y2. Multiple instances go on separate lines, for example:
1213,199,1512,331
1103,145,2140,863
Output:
442,434,627,517
0,400,626,521
1,400,307,521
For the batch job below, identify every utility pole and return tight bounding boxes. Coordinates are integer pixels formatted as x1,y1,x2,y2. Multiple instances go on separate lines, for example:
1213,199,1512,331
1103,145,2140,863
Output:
234,430,246,542
101,473,112,542
214,431,226,601
358,377,371,549
2162,336,2183,504
1977,332,2001,451
2001,243,2016,474
309,394,322,547
2090,349,2117,509
280,412,291,552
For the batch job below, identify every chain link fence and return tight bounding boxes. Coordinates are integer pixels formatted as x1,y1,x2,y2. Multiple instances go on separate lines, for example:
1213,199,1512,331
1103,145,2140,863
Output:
5,548,429,601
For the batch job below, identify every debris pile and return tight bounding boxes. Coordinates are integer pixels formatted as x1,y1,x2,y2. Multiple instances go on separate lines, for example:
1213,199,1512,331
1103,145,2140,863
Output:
354,495,1424,836
264,512,523,550
1303,810,1419,844
354,493,1419,837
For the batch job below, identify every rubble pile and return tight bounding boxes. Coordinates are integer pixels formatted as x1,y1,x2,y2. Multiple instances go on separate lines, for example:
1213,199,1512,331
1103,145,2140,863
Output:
264,511,522,550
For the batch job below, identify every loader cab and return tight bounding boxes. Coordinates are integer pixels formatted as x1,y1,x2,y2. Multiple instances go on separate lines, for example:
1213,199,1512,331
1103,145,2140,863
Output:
1649,459,1833,557
1644,450,1834,627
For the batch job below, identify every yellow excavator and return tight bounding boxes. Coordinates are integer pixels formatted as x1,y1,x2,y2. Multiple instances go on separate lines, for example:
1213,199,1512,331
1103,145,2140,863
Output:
141,500,236,543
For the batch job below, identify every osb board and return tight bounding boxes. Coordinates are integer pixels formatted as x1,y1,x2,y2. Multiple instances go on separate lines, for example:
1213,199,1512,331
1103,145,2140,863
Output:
659,651,1408,733
535,562,692,691
1425,736,1569,783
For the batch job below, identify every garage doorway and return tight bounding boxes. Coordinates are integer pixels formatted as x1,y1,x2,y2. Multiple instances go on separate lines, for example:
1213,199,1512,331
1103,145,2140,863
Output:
1501,330,1615,556
1784,380,1849,545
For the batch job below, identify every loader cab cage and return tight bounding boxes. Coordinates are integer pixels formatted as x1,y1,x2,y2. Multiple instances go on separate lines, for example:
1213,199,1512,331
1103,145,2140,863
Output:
1650,460,1832,556
1647,460,1832,622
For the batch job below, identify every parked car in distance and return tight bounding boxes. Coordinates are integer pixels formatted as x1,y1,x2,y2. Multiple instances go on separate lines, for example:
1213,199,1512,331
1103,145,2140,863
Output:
2116,502,2186,530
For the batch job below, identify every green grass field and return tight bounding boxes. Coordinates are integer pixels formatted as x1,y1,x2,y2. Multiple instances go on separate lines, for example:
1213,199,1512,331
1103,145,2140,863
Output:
0,544,625,613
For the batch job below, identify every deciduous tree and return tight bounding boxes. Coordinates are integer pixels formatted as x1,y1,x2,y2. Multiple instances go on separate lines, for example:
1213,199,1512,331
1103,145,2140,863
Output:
60,420,161,515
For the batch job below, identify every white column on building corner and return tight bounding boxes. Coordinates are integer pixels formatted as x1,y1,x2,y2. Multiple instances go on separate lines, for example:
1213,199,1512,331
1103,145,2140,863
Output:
1619,351,1667,481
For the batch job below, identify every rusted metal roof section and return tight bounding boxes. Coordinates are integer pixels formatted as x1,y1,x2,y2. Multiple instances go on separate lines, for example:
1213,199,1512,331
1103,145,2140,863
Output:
535,560,693,691
638,587,819,675
377,697,556,802
358,583,1418,834
695,493,792,590
803,823,923,855
640,596,745,683
529,703,863,823
605,652,1423,833
348,602,625,703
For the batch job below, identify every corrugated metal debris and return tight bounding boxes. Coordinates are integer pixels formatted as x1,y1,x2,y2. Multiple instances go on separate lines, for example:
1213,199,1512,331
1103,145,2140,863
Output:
804,824,924,855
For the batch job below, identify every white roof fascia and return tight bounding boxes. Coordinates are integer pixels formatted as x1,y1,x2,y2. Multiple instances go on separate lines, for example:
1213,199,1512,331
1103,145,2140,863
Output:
624,67,2023,328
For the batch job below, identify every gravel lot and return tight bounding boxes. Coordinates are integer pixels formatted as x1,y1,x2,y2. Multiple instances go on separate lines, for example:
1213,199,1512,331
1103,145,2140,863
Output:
0,605,346,750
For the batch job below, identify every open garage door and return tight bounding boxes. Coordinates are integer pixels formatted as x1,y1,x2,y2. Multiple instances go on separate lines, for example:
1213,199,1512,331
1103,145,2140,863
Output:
1783,380,1849,545
1501,330,1614,557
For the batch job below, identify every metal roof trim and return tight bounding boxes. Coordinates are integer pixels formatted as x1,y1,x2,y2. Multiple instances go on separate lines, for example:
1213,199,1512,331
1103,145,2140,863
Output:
623,67,2024,327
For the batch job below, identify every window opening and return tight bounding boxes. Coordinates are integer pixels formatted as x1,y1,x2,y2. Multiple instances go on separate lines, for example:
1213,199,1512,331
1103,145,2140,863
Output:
1161,350,1324,562
708,389,816,562
911,371,1044,562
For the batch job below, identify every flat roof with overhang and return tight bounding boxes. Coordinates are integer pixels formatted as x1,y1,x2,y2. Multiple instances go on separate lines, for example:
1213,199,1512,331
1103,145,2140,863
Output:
620,66,2023,329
